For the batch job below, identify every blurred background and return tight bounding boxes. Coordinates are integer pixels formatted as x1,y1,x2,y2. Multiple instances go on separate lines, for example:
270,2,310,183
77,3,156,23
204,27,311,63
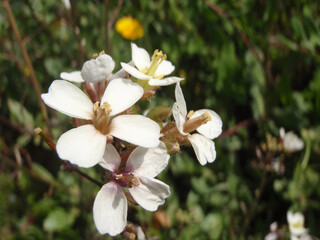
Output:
1,0,320,239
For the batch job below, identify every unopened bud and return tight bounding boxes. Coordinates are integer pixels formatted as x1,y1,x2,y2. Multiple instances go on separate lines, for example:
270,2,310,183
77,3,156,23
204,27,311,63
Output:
147,106,172,122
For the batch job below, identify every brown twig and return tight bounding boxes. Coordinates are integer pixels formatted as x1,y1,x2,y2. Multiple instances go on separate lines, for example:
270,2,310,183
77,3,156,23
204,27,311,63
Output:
219,118,255,139
3,0,51,136
108,0,123,30
205,0,261,61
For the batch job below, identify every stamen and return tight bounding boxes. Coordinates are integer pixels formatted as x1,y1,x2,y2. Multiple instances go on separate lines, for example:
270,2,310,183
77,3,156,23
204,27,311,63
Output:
92,101,112,135
146,49,167,76
183,111,212,133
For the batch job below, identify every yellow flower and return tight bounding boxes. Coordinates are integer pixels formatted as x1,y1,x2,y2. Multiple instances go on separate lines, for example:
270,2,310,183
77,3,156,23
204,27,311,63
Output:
115,16,144,40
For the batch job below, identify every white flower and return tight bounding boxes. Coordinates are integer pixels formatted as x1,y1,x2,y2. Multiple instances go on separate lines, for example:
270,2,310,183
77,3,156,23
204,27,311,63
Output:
60,54,129,83
61,0,71,9
287,211,310,237
172,82,222,165
93,142,170,236
280,128,304,153
120,43,184,86
41,78,160,168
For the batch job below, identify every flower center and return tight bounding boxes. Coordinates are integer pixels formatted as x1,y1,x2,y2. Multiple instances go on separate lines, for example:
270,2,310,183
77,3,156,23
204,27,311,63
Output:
183,111,212,133
92,101,112,135
113,172,140,188
145,49,167,77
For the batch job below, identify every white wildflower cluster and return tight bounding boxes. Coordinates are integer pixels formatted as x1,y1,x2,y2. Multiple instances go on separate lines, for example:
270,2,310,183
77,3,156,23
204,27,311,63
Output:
41,43,222,236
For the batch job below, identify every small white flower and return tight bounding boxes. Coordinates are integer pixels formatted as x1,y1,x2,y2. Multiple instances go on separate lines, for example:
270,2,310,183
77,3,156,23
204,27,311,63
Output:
60,54,129,83
173,82,222,165
41,78,160,168
93,142,170,236
61,0,71,9
287,211,310,237
120,43,184,86
280,128,304,153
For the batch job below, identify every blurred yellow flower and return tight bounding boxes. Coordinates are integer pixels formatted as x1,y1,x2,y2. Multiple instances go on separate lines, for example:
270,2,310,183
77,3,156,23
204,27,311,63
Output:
115,16,144,40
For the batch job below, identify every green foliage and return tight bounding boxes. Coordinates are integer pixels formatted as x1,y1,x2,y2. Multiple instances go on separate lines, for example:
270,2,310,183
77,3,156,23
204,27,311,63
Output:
1,0,320,239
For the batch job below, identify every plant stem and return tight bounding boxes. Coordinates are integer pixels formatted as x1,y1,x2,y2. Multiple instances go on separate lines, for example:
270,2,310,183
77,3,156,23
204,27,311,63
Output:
3,0,51,136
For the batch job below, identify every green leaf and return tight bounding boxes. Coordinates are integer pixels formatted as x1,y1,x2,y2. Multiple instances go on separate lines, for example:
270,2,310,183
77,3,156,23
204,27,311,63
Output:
43,207,76,232
7,98,34,128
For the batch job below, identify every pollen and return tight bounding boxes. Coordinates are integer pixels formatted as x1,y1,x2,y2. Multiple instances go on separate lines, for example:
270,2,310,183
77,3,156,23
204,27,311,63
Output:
115,16,144,40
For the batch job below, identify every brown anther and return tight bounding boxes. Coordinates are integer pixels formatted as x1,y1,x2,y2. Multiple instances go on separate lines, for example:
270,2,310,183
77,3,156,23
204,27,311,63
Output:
202,112,212,124
99,50,105,56
93,101,100,111
93,53,98,59
130,177,140,187
100,102,112,115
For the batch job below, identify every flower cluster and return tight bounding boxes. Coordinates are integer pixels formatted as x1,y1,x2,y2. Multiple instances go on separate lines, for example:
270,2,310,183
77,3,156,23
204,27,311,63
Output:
41,43,222,236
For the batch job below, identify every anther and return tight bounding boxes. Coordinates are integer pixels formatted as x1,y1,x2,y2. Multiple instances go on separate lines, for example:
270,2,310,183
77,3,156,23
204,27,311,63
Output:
186,110,194,119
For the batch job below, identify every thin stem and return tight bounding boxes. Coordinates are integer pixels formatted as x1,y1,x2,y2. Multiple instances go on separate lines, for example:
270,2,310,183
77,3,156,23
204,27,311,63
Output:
108,0,123,30
73,167,104,187
3,0,51,136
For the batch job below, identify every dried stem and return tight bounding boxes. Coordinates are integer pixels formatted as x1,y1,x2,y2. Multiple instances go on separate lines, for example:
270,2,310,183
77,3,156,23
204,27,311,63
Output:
3,0,51,136
205,0,261,61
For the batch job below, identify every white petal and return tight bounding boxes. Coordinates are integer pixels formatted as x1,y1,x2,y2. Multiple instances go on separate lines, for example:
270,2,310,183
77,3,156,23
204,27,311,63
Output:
81,54,115,83
56,125,106,168
109,115,160,148
60,71,84,83
172,103,187,135
131,43,150,71
125,142,169,178
136,226,146,240
120,62,151,80
155,60,175,77
41,80,93,120
175,82,187,117
148,77,184,86
101,78,143,116
191,109,223,139
100,144,121,172
188,133,216,165
129,176,170,211
93,182,127,236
